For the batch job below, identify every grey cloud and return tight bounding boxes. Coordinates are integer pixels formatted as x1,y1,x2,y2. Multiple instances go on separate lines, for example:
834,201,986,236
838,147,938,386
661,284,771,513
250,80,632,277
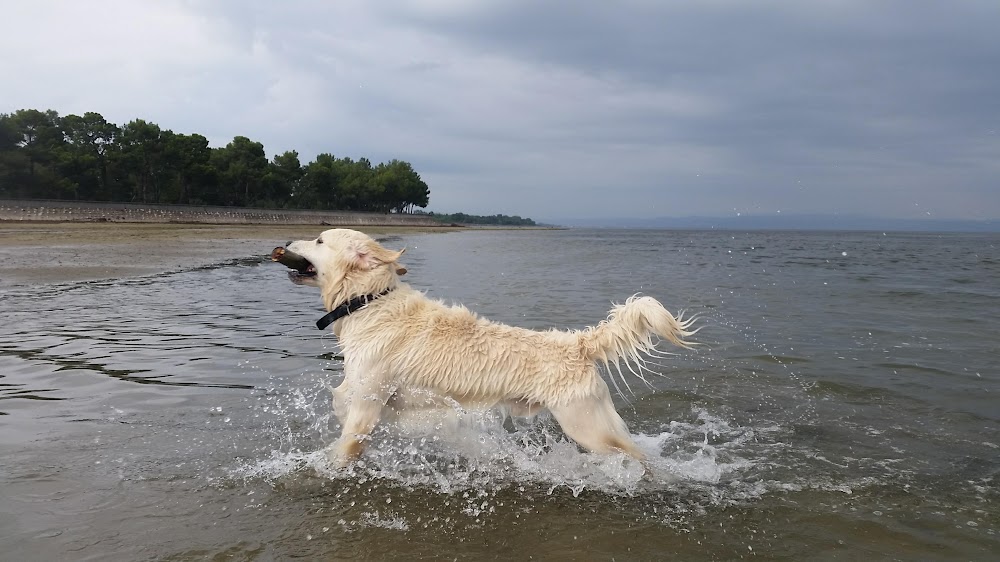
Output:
2,0,997,220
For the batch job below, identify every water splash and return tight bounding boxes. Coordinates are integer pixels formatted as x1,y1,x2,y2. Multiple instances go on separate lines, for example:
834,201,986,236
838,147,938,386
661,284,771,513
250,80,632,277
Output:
234,375,756,500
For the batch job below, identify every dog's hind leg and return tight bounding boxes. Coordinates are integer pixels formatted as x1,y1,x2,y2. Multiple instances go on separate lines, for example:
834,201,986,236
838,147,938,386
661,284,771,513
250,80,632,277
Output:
325,378,394,468
548,380,646,463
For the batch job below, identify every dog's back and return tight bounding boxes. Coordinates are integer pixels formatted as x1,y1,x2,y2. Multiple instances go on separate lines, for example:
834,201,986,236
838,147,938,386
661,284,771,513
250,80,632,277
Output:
339,287,695,414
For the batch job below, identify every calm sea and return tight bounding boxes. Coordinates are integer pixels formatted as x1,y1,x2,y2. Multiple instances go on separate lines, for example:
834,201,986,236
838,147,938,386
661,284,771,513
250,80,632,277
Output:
1,229,997,560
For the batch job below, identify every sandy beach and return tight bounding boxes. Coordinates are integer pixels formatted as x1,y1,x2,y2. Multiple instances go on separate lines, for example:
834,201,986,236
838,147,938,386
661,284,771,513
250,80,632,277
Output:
0,222,456,288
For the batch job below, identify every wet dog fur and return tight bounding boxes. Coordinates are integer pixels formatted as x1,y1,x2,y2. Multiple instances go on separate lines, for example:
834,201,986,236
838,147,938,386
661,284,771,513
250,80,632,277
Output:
285,229,696,468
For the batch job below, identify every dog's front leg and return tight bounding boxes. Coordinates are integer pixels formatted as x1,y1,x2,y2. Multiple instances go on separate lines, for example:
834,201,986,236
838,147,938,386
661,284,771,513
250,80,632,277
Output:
325,378,394,468
324,378,351,426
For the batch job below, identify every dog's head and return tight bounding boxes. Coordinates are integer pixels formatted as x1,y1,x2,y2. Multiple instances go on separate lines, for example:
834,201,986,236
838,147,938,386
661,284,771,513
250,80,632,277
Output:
285,229,406,310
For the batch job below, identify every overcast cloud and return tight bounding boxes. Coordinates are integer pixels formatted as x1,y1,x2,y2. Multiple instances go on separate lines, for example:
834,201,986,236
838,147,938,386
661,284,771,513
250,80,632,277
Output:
2,0,998,221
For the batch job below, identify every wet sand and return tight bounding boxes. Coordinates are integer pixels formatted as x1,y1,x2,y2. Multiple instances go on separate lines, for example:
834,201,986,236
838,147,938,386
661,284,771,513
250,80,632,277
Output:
0,222,456,288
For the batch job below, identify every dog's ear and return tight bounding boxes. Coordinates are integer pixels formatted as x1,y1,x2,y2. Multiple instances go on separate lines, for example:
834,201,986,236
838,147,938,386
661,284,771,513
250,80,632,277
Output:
395,248,407,275
349,241,405,272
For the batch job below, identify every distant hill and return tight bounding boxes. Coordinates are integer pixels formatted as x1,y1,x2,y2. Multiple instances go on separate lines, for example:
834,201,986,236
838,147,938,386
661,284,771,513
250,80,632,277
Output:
547,214,1000,232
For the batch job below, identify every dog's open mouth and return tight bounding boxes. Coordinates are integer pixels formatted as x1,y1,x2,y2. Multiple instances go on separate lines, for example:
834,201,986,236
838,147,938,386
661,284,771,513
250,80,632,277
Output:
270,247,316,283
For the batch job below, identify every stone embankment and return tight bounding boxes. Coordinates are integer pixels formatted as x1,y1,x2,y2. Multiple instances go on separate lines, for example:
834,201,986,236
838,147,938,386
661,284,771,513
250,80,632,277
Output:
0,199,441,227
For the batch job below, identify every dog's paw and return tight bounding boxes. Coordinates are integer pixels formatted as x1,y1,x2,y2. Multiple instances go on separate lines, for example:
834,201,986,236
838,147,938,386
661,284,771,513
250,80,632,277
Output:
324,444,350,469
324,436,366,469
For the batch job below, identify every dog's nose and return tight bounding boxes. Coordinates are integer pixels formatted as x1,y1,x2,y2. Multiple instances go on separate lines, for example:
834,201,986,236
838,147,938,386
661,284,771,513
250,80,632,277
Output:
285,241,293,247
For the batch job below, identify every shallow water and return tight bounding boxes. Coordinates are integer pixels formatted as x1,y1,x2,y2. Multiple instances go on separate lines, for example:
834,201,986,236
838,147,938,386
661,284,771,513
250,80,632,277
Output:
1,229,997,560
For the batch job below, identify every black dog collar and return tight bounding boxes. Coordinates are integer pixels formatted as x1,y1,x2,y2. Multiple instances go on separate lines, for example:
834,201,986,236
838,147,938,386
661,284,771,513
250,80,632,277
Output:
316,288,393,330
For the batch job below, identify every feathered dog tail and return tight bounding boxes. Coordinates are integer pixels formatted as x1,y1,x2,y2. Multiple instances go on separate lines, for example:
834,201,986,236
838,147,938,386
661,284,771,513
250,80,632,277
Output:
578,295,697,394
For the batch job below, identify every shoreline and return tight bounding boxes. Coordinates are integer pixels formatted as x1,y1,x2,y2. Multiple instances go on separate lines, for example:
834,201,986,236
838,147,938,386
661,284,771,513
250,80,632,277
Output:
0,199,442,227
0,222,461,288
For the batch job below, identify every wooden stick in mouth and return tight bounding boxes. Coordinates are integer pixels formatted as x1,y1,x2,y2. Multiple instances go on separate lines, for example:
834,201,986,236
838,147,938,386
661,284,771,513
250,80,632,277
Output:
270,247,312,273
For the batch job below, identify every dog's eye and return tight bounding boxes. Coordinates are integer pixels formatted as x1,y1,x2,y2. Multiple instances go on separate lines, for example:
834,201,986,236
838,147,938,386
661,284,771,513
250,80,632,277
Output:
317,239,323,245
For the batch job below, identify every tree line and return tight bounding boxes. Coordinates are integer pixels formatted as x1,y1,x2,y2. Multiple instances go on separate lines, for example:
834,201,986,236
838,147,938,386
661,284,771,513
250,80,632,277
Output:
425,212,536,226
0,108,430,213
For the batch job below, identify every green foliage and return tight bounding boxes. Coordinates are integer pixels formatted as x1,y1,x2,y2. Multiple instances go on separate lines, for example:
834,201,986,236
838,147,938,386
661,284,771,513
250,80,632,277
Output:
427,212,536,226
116,119,166,203
0,107,431,213
0,109,75,199
61,112,119,200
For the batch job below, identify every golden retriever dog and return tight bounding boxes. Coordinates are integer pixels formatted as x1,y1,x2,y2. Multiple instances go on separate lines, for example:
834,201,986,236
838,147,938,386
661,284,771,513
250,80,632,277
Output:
282,228,696,469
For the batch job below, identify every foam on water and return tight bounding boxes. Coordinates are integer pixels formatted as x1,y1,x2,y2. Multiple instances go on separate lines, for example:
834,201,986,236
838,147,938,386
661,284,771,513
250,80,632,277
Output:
228,370,910,536
233,372,758,501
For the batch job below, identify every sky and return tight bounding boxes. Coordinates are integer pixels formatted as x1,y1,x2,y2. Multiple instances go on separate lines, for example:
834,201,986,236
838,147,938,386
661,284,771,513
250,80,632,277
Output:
1,0,998,222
